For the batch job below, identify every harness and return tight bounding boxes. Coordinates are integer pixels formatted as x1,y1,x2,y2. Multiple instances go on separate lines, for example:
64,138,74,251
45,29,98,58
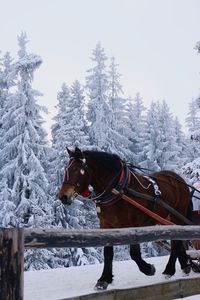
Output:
92,164,193,226
93,164,162,208
63,158,193,226
94,163,131,206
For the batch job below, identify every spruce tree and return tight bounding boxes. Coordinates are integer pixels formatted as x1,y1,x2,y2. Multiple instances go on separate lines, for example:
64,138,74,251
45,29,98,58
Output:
0,33,53,269
127,93,146,164
50,81,100,267
86,42,111,150
140,101,180,171
185,99,200,160
0,52,17,227
182,43,200,185
106,57,132,160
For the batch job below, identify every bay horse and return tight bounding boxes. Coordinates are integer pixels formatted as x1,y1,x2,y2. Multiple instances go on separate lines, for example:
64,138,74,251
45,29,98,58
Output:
58,147,192,290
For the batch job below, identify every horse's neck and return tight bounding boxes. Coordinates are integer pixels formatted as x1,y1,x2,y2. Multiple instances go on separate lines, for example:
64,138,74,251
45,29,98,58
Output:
87,163,115,194
89,167,109,193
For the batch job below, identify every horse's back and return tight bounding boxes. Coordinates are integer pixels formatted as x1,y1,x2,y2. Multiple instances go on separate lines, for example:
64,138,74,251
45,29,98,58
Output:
152,170,189,191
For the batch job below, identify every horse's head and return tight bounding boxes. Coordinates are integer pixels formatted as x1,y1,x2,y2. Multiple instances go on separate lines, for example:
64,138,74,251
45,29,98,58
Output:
58,147,91,205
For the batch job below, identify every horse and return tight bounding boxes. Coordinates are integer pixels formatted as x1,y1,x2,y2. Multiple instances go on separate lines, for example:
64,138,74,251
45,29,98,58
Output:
58,147,192,290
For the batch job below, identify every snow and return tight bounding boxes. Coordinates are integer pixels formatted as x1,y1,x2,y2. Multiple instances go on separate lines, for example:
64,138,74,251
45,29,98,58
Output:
25,255,200,300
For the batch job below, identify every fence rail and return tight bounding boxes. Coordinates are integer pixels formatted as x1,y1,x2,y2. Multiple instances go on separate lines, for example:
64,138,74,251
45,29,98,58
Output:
1,225,200,300
24,225,200,248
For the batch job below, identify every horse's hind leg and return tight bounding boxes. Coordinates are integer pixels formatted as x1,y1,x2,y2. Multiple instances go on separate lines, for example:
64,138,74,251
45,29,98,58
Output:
130,244,156,276
163,240,178,277
177,241,191,275
162,240,191,277
95,246,114,290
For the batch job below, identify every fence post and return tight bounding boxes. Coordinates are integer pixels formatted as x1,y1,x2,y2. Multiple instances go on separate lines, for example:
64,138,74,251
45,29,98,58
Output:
0,228,24,300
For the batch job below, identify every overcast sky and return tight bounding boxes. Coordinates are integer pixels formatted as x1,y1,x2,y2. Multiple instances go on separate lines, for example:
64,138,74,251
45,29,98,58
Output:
1,0,200,133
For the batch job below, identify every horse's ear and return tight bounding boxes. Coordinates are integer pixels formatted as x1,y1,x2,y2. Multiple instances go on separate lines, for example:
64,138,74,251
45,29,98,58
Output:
66,147,73,157
74,147,83,158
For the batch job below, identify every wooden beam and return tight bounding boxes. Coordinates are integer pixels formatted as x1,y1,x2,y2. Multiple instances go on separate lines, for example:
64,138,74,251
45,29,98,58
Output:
0,228,24,300
24,225,200,248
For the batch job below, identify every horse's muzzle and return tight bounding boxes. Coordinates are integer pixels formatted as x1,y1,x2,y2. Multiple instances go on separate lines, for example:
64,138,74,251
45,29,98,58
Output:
59,195,73,205
58,186,78,205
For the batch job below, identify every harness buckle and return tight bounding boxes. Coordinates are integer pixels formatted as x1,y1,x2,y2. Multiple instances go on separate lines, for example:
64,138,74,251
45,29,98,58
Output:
144,176,161,197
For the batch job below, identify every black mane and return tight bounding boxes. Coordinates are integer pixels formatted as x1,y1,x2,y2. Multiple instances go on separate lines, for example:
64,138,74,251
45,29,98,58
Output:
84,150,121,173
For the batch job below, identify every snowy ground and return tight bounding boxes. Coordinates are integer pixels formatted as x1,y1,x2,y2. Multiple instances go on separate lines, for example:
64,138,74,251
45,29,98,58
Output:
24,255,200,300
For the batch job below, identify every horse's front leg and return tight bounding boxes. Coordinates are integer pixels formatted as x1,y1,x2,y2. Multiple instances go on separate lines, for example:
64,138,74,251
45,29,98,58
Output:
130,244,156,276
95,246,114,290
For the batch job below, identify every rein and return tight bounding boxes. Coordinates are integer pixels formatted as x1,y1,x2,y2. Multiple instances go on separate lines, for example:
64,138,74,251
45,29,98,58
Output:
112,188,174,225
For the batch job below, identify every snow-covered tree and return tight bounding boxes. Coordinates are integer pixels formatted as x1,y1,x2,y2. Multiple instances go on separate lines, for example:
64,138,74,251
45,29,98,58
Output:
182,43,200,185
173,117,188,167
51,83,71,187
185,99,200,160
86,42,111,150
0,52,18,227
140,101,181,171
51,81,90,226
127,93,146,164
0,33,53,268
68,80,90,147
50,81,101,267
106,57,132,159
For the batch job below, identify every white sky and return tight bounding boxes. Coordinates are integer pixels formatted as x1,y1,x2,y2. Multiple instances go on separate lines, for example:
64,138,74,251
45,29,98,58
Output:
1,0,200,133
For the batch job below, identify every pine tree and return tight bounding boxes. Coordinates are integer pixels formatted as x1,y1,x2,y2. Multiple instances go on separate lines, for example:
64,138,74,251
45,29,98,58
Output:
127,93,146,164
86,42,111,150
68,80,90,147
0,33,53,269
106,57,132,159
182,41,200,210
185,99,200,160
173,117,188,168
50,81,101,267
140,101,161,171
140,101,181,171
0,52,18,227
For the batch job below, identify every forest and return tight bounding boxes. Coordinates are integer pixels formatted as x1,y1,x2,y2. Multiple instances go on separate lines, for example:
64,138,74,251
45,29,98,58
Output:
0,32,200,271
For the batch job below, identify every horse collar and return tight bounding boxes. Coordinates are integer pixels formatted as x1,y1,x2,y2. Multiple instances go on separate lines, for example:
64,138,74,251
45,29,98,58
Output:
94,163,131,206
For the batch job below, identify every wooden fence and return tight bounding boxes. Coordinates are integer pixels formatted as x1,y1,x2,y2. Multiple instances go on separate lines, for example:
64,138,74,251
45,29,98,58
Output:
1,225,200,300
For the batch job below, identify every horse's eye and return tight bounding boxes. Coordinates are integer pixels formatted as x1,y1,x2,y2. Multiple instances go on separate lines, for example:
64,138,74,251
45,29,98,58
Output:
80,169,85,175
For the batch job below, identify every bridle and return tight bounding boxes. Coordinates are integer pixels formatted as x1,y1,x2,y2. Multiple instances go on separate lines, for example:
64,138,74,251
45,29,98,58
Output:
63,157,89,187
62,156,130,204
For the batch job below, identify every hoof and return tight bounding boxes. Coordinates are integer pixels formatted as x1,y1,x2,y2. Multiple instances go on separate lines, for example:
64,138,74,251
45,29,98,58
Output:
162,267,175,278
182,265,191,275
163,273,173,279
94,281,109,290
191,261,200,273
149,264,156,276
